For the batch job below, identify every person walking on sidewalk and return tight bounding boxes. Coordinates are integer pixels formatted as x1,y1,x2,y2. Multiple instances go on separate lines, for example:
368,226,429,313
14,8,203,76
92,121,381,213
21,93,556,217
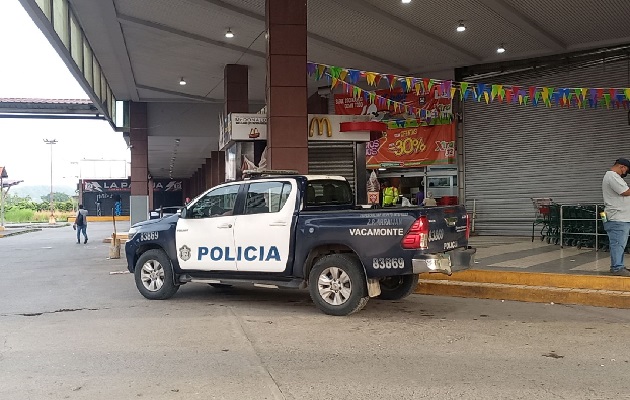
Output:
602,158,630,276
73,204,89,244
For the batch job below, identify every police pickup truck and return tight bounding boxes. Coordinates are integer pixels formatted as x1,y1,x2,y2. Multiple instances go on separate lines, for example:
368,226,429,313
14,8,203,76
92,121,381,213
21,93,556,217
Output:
125,172,475,316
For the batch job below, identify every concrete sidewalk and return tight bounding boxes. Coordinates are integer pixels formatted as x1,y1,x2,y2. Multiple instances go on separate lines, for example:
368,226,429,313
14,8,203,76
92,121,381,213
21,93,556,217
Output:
418,235,630,308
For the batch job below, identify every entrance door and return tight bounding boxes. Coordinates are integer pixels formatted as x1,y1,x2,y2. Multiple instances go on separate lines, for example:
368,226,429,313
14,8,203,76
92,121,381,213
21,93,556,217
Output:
175,184,240,271
234,180,296,273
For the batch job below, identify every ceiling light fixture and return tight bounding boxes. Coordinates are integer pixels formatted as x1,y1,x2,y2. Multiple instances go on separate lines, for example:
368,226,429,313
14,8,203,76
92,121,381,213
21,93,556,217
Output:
456,20,466,32
179,77,186,86
225,28,234,38
401,0,411,3
497,43,506,53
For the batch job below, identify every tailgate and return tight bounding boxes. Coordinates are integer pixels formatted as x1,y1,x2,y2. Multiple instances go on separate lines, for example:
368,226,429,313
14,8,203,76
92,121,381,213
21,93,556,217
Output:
425,206,469,253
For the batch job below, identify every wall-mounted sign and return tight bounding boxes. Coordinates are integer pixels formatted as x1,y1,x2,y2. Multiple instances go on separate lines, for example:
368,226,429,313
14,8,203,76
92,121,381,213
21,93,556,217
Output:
366,124,456,169
220,113,371,150
83,179,131,192
308,114,371,142
152,180,183,192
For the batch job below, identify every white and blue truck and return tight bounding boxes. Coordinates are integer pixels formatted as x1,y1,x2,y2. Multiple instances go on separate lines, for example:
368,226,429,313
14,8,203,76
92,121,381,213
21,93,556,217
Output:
125,172,475,316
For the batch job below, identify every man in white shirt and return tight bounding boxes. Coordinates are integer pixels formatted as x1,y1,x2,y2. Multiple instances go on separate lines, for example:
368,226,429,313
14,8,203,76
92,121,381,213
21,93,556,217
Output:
602,158,630,276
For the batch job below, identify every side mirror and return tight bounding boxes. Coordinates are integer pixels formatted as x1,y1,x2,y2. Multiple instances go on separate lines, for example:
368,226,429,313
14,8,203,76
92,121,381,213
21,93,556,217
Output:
179,207,187,219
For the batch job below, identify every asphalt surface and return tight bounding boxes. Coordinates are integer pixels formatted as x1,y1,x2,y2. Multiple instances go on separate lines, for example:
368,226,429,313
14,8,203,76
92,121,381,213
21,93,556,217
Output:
1,222,629,399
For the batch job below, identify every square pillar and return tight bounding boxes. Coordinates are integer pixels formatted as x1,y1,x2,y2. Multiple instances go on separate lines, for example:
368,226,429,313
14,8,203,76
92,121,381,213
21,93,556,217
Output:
129,102,149,224
225,64,249,114
265,0,308,173
205,158,213,189
210,151,225,187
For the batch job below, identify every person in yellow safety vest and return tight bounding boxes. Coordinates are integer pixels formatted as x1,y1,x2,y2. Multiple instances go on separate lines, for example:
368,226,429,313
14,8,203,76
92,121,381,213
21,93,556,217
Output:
382,182,399,207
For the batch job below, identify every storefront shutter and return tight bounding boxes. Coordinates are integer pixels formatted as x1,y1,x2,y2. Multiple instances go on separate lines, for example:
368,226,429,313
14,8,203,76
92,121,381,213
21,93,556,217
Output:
463,60,630,235
308,142,356,196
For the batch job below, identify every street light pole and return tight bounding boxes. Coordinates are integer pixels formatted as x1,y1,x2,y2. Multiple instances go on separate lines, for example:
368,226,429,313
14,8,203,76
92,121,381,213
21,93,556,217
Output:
43,139,58,224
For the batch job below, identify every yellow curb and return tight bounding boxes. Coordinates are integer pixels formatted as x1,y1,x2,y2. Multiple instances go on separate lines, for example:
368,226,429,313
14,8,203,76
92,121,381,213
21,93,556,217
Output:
420,270,630,291
87,216,130,222
416,279,630,309
103,233,129,244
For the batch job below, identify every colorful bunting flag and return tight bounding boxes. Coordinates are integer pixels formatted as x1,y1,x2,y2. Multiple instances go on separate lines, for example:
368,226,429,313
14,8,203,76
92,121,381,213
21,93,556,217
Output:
310,62,630,114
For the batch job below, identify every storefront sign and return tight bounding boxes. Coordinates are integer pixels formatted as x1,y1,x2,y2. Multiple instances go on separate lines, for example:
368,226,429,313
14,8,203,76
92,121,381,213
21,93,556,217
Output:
366,124,456,168
334,88,452,124
83,179,131,192
308,114,371,142
153,180,183,192
221,114,371,149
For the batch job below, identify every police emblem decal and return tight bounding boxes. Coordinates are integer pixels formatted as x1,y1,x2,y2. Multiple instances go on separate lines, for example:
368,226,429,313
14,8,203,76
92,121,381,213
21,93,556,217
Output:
179,245,191,261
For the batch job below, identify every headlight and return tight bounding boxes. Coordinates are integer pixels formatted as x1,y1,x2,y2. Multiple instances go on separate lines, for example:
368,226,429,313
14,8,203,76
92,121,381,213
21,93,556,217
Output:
127,226,139,240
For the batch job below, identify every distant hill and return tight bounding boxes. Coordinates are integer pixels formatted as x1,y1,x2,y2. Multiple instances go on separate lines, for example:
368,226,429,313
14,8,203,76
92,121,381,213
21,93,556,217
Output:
11,185,77,201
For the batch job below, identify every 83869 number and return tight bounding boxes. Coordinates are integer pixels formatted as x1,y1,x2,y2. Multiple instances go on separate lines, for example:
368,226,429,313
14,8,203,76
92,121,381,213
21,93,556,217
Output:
140,232,159,241
372,257,405,269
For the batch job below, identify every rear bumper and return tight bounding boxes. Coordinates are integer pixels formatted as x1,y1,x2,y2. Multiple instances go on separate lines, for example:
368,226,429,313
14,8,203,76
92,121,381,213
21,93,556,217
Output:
412,246,476,275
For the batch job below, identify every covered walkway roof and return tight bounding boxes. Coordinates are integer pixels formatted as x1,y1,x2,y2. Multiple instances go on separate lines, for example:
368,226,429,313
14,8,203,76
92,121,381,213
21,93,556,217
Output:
0,98,105,119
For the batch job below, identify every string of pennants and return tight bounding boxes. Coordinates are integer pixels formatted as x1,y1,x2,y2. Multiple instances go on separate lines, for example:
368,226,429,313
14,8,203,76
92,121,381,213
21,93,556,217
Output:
307,61,630,116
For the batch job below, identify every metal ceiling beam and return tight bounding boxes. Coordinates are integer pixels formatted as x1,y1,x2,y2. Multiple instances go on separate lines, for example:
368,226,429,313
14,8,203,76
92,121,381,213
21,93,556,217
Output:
189,0,409,72
68,0,140,101
136,84,224,103
477,0,566,52
339,0,481,63
117,13,267,59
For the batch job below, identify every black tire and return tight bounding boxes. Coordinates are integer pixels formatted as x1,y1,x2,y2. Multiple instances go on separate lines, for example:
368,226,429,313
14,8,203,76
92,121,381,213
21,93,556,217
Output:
134,249,179,300
308,254,369,316
208,283,233,289
377,274,419,300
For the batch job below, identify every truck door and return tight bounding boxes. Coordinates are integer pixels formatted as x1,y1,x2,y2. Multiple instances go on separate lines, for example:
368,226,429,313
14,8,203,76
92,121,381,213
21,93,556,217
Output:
175,184,240,271
233,180,296,272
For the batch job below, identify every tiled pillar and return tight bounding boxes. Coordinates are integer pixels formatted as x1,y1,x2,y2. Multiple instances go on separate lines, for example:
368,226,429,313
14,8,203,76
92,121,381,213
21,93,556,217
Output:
200,163,207,191
129,102,149,224
205,158,213,189
210,151,225,187
265,0,308,172
183,178,191,202
192,171,198,196
225,64,249,114
197,167,203,193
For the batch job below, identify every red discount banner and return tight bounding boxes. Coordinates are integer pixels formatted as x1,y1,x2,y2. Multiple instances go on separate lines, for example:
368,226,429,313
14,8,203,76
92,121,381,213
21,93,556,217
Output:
366,124,456,168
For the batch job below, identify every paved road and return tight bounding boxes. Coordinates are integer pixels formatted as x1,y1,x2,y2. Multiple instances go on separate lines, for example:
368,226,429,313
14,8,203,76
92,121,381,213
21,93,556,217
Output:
1,223,629,399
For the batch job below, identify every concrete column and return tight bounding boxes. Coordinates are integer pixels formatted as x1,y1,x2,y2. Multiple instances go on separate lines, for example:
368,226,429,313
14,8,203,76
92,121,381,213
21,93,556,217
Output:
197,167,203,193
265,0,308,173
129,102,149,224
210,151,225,187
205,158,213,189
148,178,154,211
192,171,198,196
183,178,191,202
200,163,207,191
224,64,249,114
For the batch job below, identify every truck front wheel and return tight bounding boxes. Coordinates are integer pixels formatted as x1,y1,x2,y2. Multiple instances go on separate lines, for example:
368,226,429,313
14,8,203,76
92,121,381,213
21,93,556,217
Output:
135,249,180,300
308,254,369,316
378,274,419,300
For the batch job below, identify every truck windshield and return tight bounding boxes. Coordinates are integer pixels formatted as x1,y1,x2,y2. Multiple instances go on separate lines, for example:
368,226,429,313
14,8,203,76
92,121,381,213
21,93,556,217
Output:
305,179,353,206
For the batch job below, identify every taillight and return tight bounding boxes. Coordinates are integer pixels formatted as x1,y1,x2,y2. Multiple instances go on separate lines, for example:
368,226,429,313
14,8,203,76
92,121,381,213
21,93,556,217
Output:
401,216,429,249
465,213,471,239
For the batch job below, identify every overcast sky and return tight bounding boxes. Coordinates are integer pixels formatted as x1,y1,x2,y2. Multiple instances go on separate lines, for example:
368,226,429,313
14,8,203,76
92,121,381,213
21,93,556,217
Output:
0,0,129,187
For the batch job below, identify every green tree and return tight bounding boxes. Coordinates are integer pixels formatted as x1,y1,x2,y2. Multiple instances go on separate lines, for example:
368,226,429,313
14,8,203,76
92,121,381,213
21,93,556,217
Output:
41,192,71,203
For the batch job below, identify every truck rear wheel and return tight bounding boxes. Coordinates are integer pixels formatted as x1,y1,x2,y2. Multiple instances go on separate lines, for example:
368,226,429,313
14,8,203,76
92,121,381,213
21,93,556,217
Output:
135,249,179,300
308,254,369,316
378,274,419,300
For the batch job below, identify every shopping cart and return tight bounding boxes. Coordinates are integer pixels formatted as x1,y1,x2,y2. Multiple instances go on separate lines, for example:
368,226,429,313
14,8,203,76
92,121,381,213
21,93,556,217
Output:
531,197,553,242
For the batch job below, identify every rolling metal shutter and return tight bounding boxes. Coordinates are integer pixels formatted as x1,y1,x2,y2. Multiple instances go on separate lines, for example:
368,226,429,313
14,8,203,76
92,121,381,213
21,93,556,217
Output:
308,142,356,194
464,61,630,235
